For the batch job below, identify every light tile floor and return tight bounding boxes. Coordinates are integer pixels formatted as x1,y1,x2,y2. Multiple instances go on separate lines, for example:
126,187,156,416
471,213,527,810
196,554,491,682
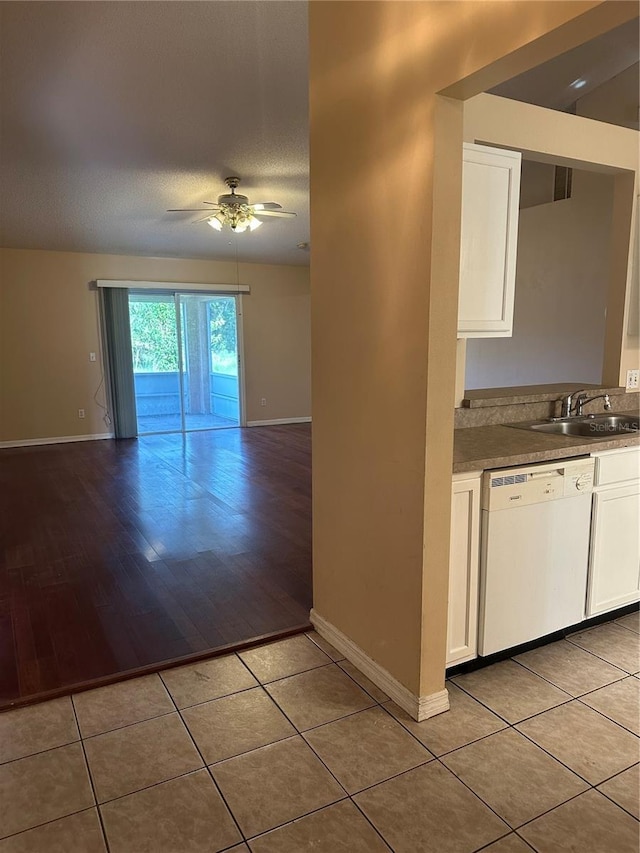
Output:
0,617,638,852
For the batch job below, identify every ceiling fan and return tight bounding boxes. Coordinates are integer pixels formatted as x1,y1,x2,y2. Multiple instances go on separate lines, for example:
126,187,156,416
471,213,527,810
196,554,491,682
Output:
167,176,296,233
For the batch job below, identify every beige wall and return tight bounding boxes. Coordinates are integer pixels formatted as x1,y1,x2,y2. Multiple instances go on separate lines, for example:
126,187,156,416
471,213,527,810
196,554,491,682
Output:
310,0,629,701
466,170,614,389
577,63,640,377
0,248,310,442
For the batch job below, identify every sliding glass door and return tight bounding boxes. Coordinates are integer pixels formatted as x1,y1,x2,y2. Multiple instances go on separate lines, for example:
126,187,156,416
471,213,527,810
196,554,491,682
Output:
129,294,182,434
180,294,241,431
128,292,241,435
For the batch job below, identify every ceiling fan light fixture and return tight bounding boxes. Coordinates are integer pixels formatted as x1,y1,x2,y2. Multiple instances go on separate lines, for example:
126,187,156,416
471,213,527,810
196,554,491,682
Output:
170,177,296,234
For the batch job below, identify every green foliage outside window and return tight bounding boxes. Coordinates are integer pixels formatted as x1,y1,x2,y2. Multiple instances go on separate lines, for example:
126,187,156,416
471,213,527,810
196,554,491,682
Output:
129,298,238,375
130,301,179,372
209,298,238,375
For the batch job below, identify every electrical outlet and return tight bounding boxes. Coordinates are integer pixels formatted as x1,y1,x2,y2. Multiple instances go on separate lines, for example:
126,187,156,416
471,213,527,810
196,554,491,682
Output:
626,369,639,391
89,352,96,362
78,408,85,419
260,397,267,407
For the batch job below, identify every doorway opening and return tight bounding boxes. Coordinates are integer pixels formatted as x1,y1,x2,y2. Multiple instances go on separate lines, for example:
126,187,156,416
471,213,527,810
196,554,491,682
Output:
129,292,242,434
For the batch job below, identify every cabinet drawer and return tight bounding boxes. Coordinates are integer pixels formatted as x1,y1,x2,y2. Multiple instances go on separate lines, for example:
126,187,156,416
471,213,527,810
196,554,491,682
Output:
593,447,640,486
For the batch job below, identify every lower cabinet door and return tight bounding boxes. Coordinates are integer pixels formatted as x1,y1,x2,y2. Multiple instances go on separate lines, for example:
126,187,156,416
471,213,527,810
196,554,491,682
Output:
447,474,481,666
587,481,640,617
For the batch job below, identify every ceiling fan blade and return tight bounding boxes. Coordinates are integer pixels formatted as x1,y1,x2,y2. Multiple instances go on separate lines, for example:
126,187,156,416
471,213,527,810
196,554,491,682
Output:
202,202,221,206
252,202,282,210
192,215,216,224
254,210,297,218
167,208,219,212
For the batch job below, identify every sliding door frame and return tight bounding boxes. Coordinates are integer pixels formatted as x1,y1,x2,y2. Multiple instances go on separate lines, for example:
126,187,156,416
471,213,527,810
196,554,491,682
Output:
235,294,247,429
174,293,187,434
128,289,246,434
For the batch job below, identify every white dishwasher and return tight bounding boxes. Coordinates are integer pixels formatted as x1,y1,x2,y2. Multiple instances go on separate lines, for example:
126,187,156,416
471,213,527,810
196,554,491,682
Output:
479,457,595,656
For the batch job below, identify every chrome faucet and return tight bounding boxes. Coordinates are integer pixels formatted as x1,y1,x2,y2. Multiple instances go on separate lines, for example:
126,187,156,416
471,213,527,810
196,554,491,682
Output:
559,390,612,418
574,393,612,417
560,390,584,418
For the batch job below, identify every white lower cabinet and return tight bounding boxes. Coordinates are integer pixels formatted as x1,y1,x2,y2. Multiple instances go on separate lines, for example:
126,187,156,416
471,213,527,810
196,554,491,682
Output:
447,447,639,666
587,448,640,617
447,472,481,666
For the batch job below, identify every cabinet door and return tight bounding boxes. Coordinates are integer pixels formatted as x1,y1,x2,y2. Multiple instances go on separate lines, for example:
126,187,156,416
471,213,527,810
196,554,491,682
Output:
447,475,481,666
458,143,521,338
587,482,640,617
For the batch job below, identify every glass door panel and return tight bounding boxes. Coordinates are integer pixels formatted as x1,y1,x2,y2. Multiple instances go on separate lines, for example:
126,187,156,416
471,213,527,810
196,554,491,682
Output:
179,294,240,431
129,294,182,434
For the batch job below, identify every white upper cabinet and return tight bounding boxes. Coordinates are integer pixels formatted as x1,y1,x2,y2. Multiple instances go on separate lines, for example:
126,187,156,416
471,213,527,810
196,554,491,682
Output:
458,143,522,338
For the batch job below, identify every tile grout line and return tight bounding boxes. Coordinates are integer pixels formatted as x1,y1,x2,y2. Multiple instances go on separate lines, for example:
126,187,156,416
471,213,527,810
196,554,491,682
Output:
511,829,544,852
495,663,640,737
74,762,243,811
186,658,402,848
440,685,638,823
448,657,639,732
70,695,112,853
322,703,439,852
431,753,517,833
595,773,640,822
564,637,637,674
510,722,612,790
76,706,178,743
442,740,603,836
239,657,336,687
446,675,572,727
260,664,378,735
573,704,639,737
304,631,347,663
472,831,537,853
440,699,638,835
433,658,640,833
347,798,396,852
510,787,606,834
512,655,629,692
63,677,265,829
161,671,249,847
613,618,640,637
368,668,635,790
191,687,355,846
0,806,104,846
0,734,85,769
334,659,390,704
592,759,640,788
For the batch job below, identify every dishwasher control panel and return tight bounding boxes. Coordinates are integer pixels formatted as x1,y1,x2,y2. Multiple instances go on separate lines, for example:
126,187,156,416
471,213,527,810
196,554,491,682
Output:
483,458,595,510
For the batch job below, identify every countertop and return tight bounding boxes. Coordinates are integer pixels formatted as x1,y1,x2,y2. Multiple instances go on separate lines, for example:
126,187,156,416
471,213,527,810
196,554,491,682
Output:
453,423,640,473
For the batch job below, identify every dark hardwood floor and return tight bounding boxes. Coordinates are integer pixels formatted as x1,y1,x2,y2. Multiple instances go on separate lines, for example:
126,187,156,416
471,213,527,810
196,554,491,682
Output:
0,425,312,708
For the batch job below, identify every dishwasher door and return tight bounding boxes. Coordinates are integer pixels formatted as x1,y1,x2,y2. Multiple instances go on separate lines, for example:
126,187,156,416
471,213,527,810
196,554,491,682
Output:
478,458,594,657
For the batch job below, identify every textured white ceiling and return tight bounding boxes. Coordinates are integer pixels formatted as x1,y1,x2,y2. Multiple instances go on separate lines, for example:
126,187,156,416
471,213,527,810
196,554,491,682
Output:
2,5,636,268
0,1,309,265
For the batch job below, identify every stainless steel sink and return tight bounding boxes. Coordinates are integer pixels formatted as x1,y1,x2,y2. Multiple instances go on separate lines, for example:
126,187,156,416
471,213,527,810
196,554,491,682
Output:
508,413,639,438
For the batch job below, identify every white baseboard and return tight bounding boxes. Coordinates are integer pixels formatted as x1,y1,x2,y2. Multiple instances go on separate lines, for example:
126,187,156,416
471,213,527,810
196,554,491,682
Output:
310,609,450,722
0,433,114,449
246,417,312,427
